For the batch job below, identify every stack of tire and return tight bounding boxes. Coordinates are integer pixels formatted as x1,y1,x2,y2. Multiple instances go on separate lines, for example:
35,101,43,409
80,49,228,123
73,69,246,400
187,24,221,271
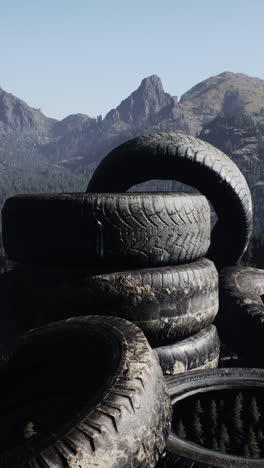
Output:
3,191,220,374
85,131,253,374
4,163,222,375
84,131,256,467
0,132,254,467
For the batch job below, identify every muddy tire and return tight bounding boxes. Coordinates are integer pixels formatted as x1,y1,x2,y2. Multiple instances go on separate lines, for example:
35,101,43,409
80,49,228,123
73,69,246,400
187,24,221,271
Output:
155,325,220,375
11,258,218,345
87,132,253,268
216,266,264,365
0,315,171,467
163,368,264,467
2,192,210,267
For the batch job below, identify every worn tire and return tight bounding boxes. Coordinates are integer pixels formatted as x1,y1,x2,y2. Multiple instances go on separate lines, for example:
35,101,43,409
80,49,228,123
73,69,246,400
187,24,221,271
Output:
155,325,220,375
87,132,253,268
11,258,219,345
216,266,264,365
2,192,210,266
163,368,264,467
0,315,171,467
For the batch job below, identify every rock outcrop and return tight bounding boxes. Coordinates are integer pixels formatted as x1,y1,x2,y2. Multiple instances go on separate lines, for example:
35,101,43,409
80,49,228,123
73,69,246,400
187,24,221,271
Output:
104,75,173,125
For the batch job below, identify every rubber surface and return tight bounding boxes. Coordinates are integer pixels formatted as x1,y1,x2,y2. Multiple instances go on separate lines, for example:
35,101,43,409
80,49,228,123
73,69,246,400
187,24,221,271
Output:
2,192,210,267
11,258,219,345
155,325,220,375
164,368,264,467
216,266,264,365
0,315,172,467
87,132,253,268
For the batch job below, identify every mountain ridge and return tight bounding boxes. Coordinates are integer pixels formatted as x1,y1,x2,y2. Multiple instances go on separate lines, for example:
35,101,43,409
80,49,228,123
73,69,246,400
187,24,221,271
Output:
1,70,264,142
0,71,264,227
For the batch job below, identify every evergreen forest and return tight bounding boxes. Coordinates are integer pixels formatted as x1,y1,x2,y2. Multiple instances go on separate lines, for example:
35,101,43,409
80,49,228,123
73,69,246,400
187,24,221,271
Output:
173,389,264,458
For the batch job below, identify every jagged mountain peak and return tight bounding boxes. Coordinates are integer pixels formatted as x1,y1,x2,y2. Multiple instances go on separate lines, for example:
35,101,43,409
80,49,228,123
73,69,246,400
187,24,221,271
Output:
0,86,55,133
104,74,173,125
139,74,163,89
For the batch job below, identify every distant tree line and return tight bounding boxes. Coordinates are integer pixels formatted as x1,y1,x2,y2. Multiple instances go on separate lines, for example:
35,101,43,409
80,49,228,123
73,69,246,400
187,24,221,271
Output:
174,389,264,458
210,112,264,134
0,147,92,222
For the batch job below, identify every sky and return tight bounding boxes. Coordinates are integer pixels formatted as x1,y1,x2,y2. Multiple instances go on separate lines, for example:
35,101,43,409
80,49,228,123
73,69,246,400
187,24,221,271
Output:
0,0,263,121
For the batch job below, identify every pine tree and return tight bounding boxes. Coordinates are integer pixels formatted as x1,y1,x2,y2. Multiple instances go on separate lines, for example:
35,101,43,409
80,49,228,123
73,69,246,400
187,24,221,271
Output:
195,399,204,417
232,392,244,453
209,399,218,438
175,419,187,439
218,399,225,414
211,438,219,451
257,428,264,457
219,423,230,452
233,392,244,433
243,444,250,457
218,440,226,453
257,427,264,443
193,414,203,445
249,397,261,426
247,427,260,458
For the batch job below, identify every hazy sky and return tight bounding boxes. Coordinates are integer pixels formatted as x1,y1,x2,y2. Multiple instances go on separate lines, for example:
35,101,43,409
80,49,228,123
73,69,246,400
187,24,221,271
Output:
1,0,263,120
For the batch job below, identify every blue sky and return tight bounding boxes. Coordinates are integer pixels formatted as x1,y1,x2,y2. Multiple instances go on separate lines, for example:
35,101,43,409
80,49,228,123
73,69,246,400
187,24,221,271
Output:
1,0,263,120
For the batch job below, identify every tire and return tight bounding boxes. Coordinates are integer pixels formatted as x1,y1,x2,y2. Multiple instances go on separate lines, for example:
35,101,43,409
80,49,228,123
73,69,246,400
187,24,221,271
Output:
216,266,264,365
155,325,220,375
0,315,172,467
87,132,253,268
163,368,264,467
2,192,210,267
11,258,219,346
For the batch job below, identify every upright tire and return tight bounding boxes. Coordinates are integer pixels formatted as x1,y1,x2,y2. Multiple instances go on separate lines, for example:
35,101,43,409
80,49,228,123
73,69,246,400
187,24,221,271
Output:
0,316,172,467
2,192,210,267
87,132,253,268
11,258,219,345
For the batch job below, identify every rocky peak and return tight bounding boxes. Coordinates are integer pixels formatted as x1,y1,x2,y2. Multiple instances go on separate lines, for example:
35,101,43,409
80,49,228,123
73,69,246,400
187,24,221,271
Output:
171,96,179,107
0,87,54,133
104,75,173,125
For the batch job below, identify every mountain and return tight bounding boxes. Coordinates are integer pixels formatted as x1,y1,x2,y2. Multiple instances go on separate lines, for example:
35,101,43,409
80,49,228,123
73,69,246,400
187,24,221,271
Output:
198,112,264,228
52,113,94,137
180,71,264,130
0,71,264,228
104,75,173,125
54,71,264,165
0,87,54,134
3,71,264,165
36,75,184,167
